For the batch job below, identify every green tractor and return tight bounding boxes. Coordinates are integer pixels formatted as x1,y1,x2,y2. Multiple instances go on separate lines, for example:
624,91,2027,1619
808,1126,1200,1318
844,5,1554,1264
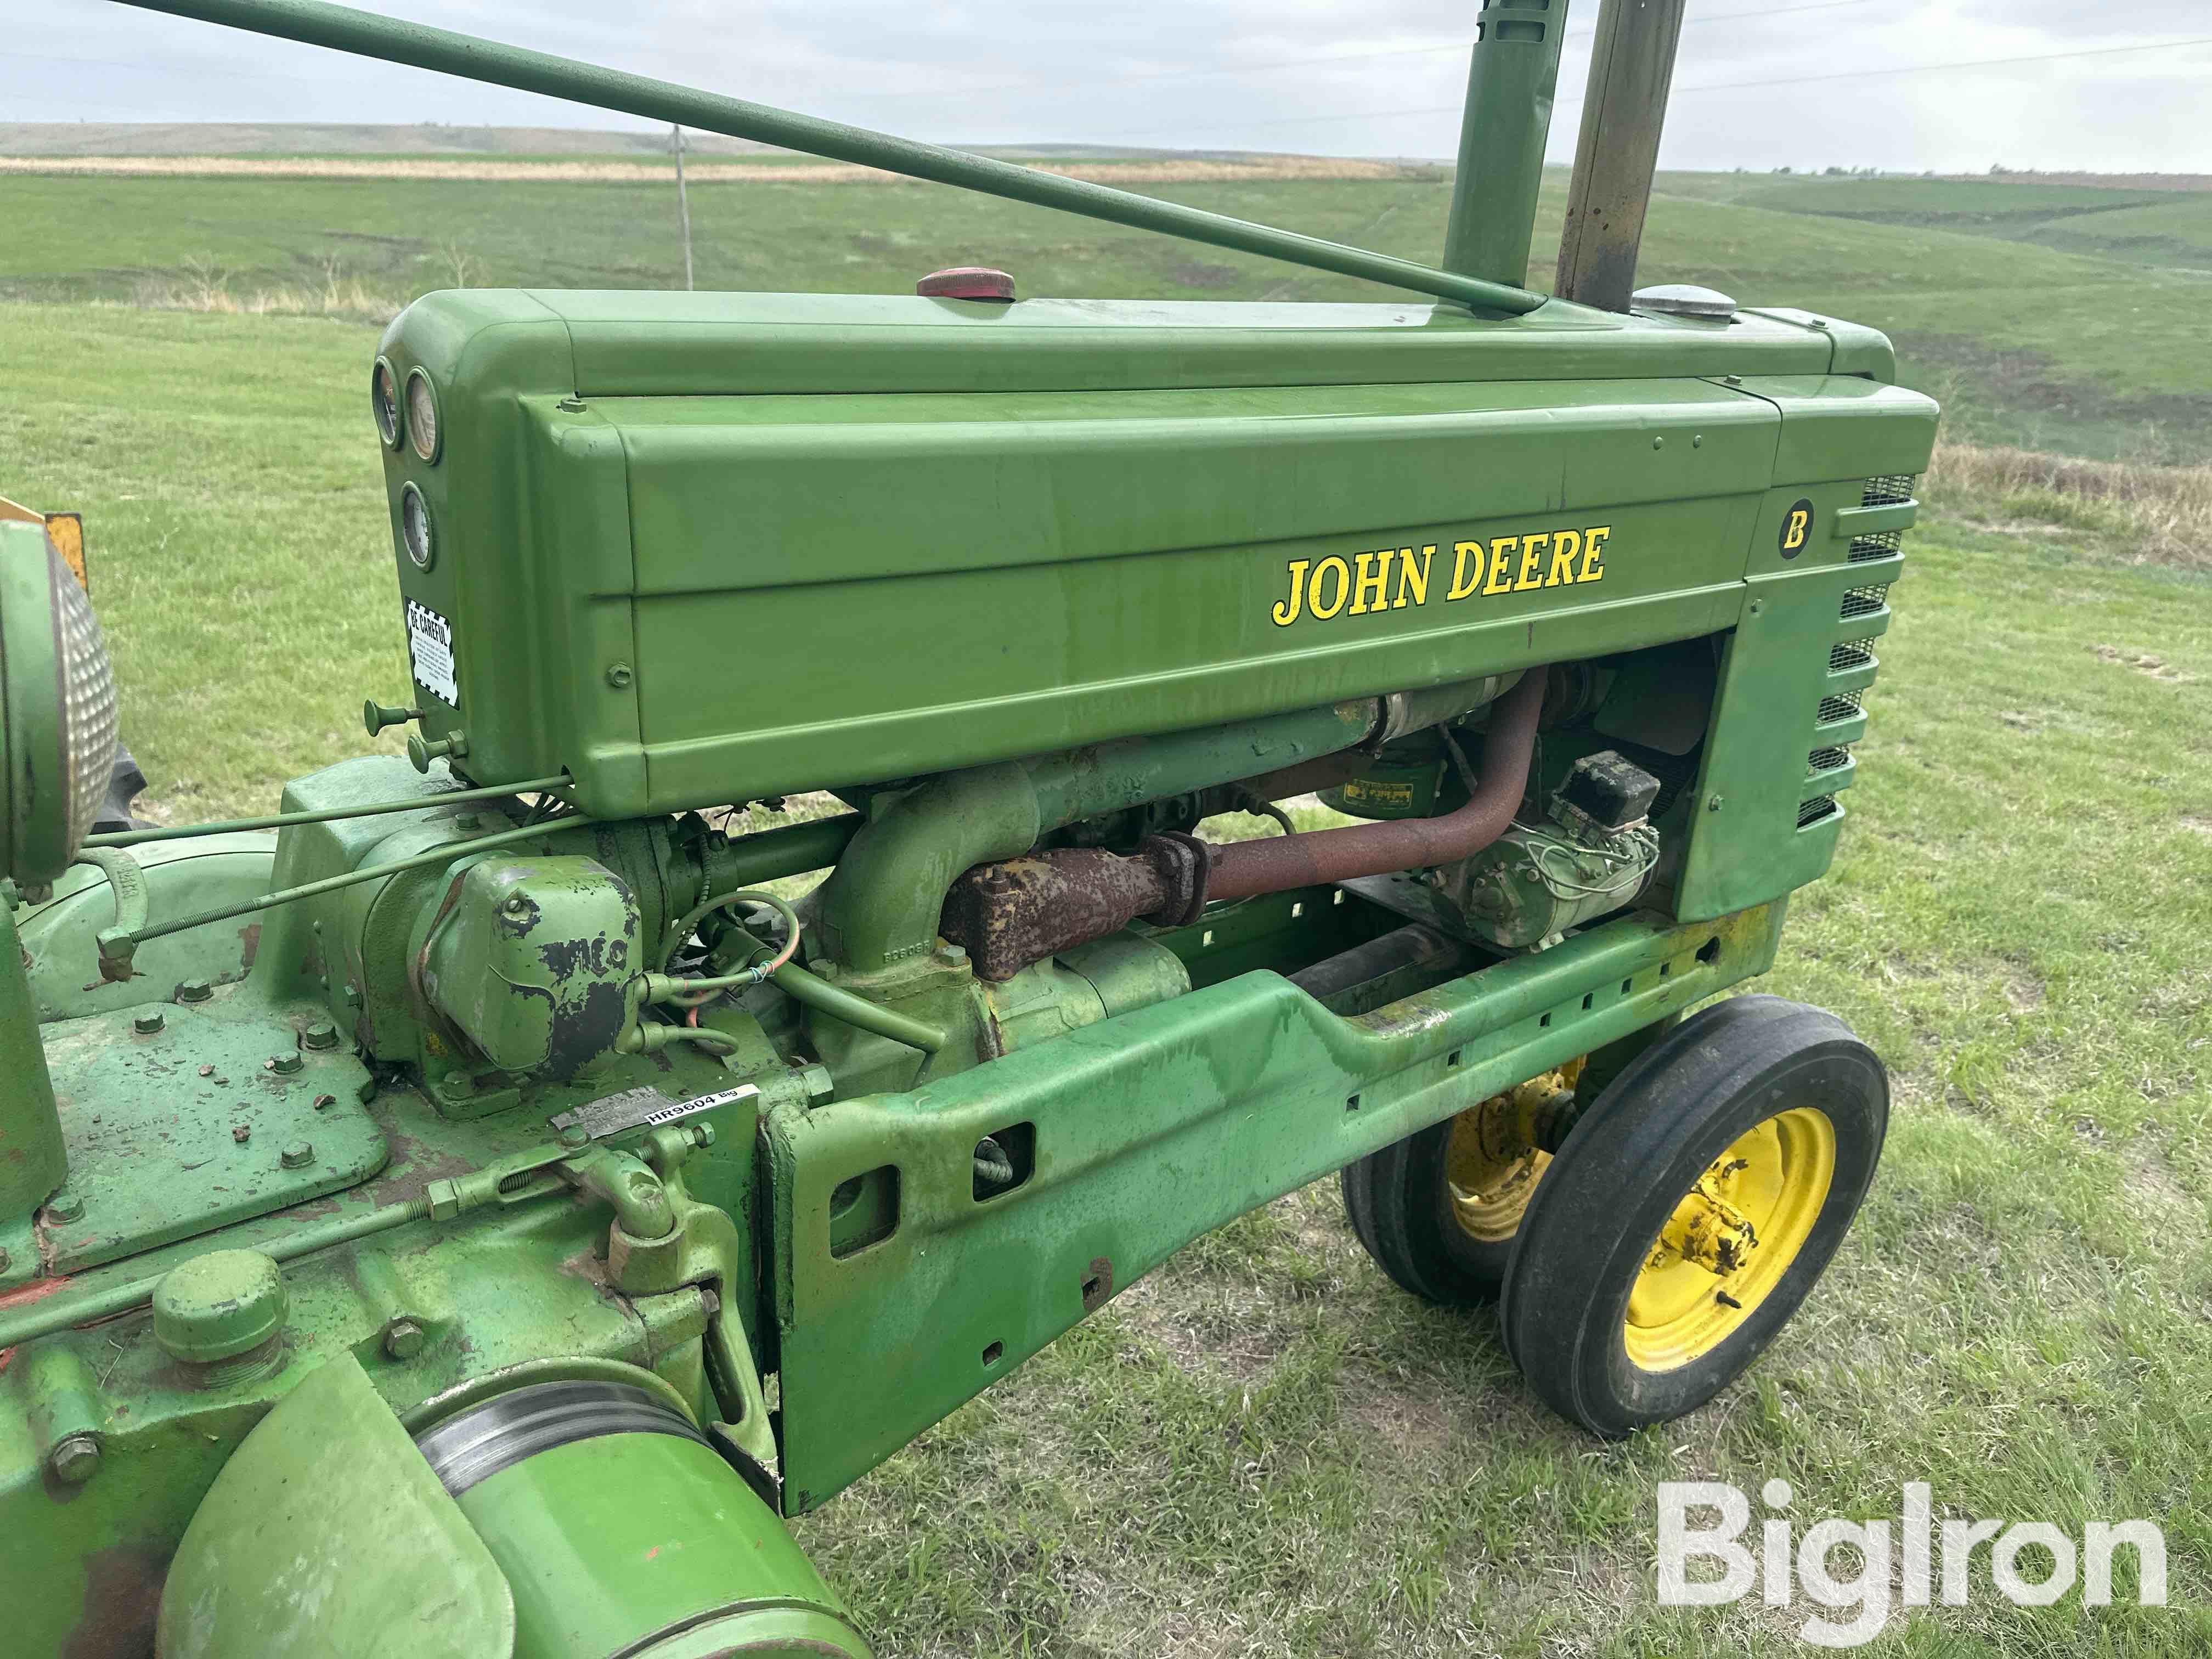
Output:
0,0,1934,1653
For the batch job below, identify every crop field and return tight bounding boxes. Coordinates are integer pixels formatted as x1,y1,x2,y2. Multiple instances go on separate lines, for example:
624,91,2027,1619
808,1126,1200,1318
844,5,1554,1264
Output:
4,157,2210,1654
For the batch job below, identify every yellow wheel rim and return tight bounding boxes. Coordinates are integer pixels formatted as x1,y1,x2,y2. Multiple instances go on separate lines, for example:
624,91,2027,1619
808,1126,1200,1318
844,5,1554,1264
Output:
1443,1068,1575,1244
1623,1107,1836,1372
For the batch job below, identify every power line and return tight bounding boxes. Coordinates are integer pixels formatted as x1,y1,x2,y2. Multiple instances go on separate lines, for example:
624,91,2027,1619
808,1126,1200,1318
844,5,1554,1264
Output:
1074,31,2212,141
849,0,1889,104
8,0,1886,101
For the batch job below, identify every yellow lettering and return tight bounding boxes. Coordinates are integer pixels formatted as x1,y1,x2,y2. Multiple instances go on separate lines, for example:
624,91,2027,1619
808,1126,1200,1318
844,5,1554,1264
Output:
1483,537,1517,595
1546,529,1580,586
1309,555,1351,619
1396,545,1434,608
1578,524,1610,583
1348,550,1392,616
1270,559,1309,626
1516,532,1548,591
1448,541,1485,600
1782,508,1810,551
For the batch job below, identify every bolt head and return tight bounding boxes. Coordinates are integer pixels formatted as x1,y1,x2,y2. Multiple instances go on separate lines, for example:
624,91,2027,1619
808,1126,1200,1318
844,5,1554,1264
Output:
605,662,635,689
558,1123,591,1148
176,979,212,1004
49,1434,100,1486
382,1316,427,1360
268,1052,303,1075
1707,794,1725,812
501,895,532,917
45,1192,84,1223
935,942,969,965
280,1141,314,1169
302,1020,340,1051
232,1124,251,1143
132,1010,165,1035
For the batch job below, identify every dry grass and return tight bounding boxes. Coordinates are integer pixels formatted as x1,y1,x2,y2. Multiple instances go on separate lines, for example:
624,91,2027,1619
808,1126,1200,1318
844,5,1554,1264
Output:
1923,440,2212,570
124,253,406,324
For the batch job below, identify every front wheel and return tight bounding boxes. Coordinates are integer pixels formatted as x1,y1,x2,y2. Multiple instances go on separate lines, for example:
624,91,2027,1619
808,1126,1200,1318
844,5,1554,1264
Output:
1498,996,1887,1437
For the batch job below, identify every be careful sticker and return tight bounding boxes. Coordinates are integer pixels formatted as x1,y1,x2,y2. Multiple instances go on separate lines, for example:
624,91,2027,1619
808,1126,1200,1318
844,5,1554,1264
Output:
405,599,459,707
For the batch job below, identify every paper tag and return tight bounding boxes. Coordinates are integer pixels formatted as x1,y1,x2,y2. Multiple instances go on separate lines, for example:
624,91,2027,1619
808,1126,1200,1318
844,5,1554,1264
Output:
405,599,459,707
548,1084,759,1142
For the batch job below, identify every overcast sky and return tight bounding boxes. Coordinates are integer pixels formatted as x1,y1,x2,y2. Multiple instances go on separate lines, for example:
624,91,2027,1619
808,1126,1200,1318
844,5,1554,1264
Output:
15,0,2212,172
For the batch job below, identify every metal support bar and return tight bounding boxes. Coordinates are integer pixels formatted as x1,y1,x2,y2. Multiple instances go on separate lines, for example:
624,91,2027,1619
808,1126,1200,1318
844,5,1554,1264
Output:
1554,0,1686,310
1442,0,1571,286
109,0,1547,315
82,774,571,848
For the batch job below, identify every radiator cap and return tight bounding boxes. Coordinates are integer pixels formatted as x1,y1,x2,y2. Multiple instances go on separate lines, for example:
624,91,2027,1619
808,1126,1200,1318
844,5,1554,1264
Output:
918,266,1016,302
1632,283,1736,319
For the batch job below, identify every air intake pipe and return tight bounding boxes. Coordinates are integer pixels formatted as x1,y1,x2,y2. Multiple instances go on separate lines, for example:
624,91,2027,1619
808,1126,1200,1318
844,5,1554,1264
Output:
940,667,1549,980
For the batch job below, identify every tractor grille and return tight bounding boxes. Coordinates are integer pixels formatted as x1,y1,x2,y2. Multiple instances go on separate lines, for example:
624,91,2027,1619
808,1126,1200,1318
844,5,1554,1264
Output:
1849,474,1915,562
1799,475,1915,832
1840,584,1889,619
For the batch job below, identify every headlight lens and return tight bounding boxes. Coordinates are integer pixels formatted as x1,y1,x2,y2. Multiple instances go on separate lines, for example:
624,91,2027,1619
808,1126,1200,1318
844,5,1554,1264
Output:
0,521,120,887
405,368,441,463
371,356,402,449
52,542,120,856
400,482,436,571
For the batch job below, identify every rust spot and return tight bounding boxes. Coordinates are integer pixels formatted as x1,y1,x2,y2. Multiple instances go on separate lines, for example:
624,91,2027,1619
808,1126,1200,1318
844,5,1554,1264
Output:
62,1545,167,1659
237,921,261,969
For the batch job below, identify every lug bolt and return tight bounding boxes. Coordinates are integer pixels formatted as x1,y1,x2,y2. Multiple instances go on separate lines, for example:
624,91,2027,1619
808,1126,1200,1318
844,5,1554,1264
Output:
281,1141,314,1169
49,1434,101,1486
46,1192,84,1223
302,1020,340,1051
268,1053,303,1075
176,979,212,1004
382,1316,426,1359
132,1010,165,1035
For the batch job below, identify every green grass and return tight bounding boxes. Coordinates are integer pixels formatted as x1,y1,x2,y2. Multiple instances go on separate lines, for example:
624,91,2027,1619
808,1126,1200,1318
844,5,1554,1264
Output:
10,300,2212,1651
5,164,2210,462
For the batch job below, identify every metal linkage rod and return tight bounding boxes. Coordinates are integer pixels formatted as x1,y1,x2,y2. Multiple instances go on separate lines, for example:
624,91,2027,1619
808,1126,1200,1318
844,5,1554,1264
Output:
110,0,1547,315
83,774,572,849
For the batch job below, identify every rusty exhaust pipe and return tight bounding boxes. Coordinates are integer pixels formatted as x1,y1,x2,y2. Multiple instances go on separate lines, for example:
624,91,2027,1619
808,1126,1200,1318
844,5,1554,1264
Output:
942,668,1549,980
1204,663,1547,901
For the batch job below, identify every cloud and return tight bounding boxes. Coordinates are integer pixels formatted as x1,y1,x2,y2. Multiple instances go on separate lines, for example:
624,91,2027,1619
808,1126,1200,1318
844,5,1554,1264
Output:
20,0,2212,172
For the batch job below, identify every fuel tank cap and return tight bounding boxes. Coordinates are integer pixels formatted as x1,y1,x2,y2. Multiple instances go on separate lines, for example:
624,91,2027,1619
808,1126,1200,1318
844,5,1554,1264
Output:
1631,283,1736,319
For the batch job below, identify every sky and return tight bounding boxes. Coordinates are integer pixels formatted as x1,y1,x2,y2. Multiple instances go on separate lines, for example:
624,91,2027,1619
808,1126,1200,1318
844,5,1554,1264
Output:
12,0,2212,173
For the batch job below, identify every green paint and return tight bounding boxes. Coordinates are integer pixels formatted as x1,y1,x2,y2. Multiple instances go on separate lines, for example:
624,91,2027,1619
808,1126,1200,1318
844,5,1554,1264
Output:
157,1353,515,1659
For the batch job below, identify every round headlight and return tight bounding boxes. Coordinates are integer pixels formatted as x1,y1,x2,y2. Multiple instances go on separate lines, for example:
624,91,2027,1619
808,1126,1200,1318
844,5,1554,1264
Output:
371,356,403,449
405,368,441,464
399,482,436,571
0,521,120,888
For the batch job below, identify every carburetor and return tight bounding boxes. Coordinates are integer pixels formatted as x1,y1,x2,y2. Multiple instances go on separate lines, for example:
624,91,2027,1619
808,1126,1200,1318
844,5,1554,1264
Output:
1445,749,1663,949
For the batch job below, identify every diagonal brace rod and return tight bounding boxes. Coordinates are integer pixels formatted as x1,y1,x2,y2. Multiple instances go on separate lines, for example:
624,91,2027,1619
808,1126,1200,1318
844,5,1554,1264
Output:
108,0,1547,314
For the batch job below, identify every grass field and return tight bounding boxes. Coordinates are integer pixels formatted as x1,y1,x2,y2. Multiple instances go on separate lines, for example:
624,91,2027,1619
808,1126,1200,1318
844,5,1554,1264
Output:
5,163,2210,461
5,157,2211,1654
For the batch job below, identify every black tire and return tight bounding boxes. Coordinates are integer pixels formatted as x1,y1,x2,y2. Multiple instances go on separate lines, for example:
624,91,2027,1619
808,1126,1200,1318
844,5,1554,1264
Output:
1498,995,1887,1437
1340,1118,1517,1306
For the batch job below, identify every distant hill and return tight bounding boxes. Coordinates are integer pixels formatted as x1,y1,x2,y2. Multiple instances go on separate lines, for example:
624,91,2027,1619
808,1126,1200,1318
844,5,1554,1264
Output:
0,122,1272,163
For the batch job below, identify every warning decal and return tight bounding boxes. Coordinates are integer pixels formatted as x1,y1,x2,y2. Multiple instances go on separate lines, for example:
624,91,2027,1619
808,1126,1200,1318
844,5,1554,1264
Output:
405,599,459,707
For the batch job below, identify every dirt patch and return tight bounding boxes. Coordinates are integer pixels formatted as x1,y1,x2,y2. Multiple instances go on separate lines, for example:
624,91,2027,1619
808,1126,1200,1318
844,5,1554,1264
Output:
2091,644,2196,684
0,154,1409,185
2004,973,2046,1012
2182,816,2212,837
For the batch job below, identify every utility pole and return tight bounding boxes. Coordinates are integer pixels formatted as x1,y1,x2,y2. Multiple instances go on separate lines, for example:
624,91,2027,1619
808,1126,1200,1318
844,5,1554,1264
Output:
671,122,695,290
1555,0,1686,310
